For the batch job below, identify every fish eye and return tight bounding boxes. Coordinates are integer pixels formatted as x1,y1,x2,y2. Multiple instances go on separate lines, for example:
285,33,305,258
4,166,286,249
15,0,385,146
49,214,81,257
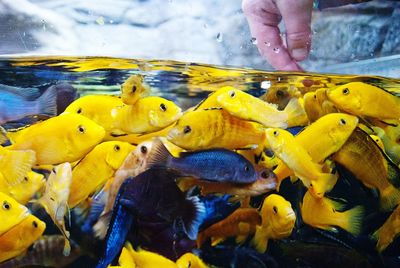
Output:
183,125,192,134
2,201,11,210
188,260,192,267
273,130,279,136
339,118,346,125
244,165,250,172
77,125,86,134
32,221,38,228
260,156,265,161
132,85,137,93
264,149,274,157
276,90,284,98
114,145,120,152
310,182,313,187
229,90,236,98
140,145,148,154
313,94,317,99
23,177,29,182
160,103,167,112
273,206,278,214
261,170,269,178
77,108,82,114
342,88,350,95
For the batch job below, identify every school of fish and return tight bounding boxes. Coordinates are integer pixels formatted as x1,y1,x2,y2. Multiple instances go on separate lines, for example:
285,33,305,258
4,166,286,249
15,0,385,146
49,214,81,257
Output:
1,75,400,267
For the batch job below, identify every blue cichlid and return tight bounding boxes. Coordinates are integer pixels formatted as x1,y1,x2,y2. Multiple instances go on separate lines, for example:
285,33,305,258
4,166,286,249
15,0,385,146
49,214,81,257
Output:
146,138,259,184
0,85,57,124
96,168,205,268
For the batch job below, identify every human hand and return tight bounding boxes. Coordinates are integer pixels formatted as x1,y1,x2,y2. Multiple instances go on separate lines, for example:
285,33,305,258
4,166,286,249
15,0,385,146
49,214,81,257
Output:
242,0,313,71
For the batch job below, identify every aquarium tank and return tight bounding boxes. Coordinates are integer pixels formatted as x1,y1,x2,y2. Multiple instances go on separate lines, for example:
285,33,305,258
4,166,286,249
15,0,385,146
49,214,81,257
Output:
0,0,400,267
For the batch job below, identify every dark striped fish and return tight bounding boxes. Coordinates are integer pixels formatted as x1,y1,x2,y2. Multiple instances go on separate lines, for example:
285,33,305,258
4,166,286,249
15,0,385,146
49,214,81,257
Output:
0,235,81,268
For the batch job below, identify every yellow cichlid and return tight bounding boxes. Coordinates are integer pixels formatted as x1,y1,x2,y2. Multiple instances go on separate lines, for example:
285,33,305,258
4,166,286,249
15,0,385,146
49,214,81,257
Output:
167,108,266,150
303,91,324,123
64,95,124,132
124,243,177,268
0,214,46,263
333,128,400,211
216,87,307,128
0,171,45,205
7,113,106,165
370,134,385,150
121,74,150,105
0,192,30,236
36,163,73,256
372,122,400,165
252,194,296,253
326,82,400,120
176,253,208,268
68,141,135,208
111,96,182,135
273,113,358,189
301,191,363,236
372,205,400,252
265,128,337,198
0,145,36,186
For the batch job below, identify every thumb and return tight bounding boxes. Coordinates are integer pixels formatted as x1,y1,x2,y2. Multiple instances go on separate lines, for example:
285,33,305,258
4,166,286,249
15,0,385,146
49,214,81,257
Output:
276,0,313,61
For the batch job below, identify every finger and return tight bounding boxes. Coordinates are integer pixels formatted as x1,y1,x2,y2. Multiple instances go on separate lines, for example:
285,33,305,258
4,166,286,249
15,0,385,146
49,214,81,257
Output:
276,0,313,61
242,0,303,71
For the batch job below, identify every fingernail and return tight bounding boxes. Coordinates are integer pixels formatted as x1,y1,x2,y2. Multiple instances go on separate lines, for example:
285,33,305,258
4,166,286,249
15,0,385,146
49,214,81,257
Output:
291,48,308,61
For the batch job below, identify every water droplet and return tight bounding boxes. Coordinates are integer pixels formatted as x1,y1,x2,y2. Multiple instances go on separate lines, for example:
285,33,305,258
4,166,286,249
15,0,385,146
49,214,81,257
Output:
261,81,271,89
96,16,105,25
216,33,223,42
264,42,271,47
109,19,114,24
22,32,26,37
203,23,208,29
273,47,280,53
370,52,374,57
250,37,257,45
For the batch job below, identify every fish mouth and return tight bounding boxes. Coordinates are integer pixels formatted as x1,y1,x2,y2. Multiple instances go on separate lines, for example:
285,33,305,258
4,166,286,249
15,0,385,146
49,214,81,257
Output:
172,110,183,121
166,127,180,141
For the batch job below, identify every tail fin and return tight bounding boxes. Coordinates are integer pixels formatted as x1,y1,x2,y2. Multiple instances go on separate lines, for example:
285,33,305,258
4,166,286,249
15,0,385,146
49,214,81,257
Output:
252,225,269,253
284,98,308,127
37,86,57,116
82,190,107,234
0,148,36,185
93,212,112,240
342,205,364,236
182,195,206,240
145,138,173,169
380,185,400,211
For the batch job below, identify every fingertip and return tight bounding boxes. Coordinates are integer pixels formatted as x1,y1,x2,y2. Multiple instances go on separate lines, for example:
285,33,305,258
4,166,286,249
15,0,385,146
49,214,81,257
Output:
291,47,310,61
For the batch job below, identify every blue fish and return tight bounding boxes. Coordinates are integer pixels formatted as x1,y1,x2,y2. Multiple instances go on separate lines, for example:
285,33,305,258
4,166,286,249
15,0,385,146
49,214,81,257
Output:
96,168,205,268
147,139,259,184
0,84,57,124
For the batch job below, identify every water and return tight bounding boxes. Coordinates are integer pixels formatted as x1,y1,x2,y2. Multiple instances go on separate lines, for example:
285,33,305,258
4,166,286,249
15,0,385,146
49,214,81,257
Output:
1,56,400,267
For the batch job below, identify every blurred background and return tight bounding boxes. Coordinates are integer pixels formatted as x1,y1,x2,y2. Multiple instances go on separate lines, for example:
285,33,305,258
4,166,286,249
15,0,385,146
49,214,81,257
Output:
0,0,399,77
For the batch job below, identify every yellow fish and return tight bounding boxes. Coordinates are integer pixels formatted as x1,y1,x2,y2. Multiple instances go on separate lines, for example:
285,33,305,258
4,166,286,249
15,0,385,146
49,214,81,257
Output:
301,191,363,236
265,128,337,198
333,128,400,211
372,205,400,252
303,91,324,122
64,95,124,132
8,113,106,165
273,113,358,188
94,141,151,239
68,141,134,208
252,194,296,253
372,122,400,165
111,96,182,135
0,171,45,205
0,192,30,236
125,243,177,268
167,108,266,150
260,86,299,110
176,253,208,268
0,214,46,263
197,208,261,247
0,145,36,186
327,82,400,120
36,163,72,256
121,74,150,105
216,87,307,128
103,124,174,144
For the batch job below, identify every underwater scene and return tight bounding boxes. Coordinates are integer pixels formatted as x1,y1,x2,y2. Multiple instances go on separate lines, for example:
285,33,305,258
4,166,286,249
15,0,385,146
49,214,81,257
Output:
0,56,400,267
